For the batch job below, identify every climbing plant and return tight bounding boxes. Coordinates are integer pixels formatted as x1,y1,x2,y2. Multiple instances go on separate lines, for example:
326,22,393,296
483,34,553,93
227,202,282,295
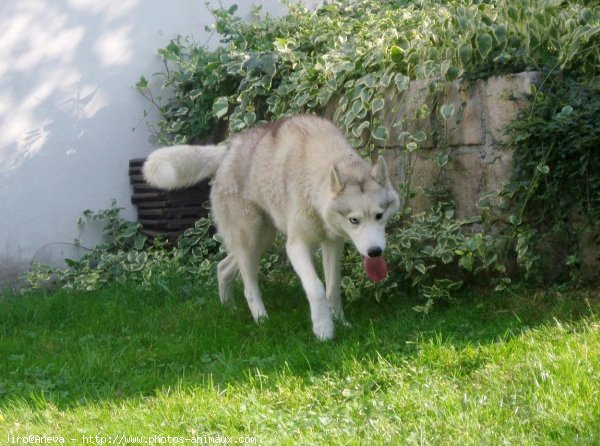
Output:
33,0,598,306
138,0,599,145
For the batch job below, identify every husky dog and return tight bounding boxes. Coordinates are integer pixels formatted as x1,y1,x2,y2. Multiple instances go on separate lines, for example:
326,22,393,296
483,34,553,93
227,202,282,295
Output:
144,115,400,340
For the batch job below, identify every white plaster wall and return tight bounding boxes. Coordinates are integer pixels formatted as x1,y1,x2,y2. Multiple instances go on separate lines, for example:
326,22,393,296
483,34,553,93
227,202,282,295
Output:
0,0,317,287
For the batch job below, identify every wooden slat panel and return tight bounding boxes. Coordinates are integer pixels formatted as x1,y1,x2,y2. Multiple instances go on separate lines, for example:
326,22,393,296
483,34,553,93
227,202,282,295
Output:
139,218,200,229
137,206,206,218
130,157,211,243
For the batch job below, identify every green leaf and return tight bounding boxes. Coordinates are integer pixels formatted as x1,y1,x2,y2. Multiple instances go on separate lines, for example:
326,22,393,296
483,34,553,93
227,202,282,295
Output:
127,251,138,264
344,110,356,128
352,100,364,115
408,51,420,66
397,37,410,51
173,107,189,117
372,126,389,142
458,43,473,66
428,47,439,61
415,262,427,275
411,131,427,142
516,234,527,251
261,54,277,76
136,76,148,90
352,120,370,138
459,255,473,271
509,214,522,226
536,164,550,174
394,73,410,93
476,32,494,58
493,24,508,45
406,142,419,152
436,153,449,167
441,252,454,264
508,34,521,49
360,88,372,104
119,225,138,239
517,244,528,259
466,236,482,251
440,59,451,78
212,96,229,119
428,81,437,95
560,105,573,116
445,66,461,81
371,97,385,114
158,48,179,62
341,276,355,289
364,74,378,88
380,71,394,88
390,45,405,65
440,104,455,120
134,233,147,251
296,92,309,107
244,111,256,126
416,104,429,120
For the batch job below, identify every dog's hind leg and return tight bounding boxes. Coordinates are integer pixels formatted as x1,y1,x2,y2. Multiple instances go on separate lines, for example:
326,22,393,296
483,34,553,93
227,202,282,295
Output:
321,239,346,323
217,254,238,305
235,216,276,321
236,246,268,322
214,198,276,322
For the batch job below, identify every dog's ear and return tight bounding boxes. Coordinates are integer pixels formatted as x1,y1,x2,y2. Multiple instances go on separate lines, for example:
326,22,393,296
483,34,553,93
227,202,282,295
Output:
330,164,344,193
371,156,390,186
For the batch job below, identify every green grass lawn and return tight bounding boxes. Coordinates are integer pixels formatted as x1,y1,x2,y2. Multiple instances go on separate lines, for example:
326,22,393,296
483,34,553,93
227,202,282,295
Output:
0,278,598,445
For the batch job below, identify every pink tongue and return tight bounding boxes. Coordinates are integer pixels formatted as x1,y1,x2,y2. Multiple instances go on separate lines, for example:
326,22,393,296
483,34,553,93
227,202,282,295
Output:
363,256,388,282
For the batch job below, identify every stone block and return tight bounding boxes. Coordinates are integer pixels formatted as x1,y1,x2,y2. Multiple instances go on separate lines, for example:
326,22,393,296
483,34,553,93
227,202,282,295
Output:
405,154,441,213
446,151,482,219
482,149,513,195
378,148,441,213
379,149,403,186
381,79,435,148
444,80,485,147
483,71,540,144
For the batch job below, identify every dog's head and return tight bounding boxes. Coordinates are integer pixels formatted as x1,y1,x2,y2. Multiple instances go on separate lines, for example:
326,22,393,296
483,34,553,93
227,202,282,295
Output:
324,156,400,279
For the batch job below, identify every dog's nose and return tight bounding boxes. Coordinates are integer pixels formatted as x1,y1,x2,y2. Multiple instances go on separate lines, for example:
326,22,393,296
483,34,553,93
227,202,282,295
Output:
367,247,383,258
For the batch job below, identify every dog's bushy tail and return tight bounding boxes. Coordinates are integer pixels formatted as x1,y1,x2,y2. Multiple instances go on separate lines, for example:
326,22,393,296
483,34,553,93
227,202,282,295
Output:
143,144,226,190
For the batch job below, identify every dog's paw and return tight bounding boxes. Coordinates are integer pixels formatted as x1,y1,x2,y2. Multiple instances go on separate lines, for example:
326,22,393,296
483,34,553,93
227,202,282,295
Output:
313,317,335,341
218,292,234,306
255,313,269,324
337,317,352,328
331,308,350,327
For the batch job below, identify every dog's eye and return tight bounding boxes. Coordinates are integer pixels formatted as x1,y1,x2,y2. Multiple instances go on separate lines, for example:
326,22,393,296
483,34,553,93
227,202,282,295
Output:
349,217,360,225
375,213,384,220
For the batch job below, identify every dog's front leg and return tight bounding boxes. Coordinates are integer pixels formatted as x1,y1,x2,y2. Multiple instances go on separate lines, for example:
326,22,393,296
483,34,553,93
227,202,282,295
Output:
286,241,335,341
321,239,347,323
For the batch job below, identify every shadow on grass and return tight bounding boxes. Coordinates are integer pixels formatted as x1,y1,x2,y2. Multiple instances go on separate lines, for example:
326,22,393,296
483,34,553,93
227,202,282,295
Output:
0,277,597,410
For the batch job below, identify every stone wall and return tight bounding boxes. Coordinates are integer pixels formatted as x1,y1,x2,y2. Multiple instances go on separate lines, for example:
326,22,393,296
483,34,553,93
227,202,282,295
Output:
345,71,598,279
377,71,539,219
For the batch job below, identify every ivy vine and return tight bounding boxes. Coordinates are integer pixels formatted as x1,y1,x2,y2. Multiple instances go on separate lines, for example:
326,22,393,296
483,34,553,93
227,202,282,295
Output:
32,0,598,306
